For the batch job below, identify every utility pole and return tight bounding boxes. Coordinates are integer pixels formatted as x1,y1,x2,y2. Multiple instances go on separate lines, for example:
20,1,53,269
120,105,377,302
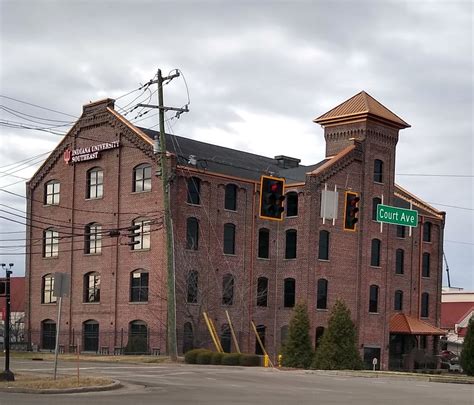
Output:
137,69,189,361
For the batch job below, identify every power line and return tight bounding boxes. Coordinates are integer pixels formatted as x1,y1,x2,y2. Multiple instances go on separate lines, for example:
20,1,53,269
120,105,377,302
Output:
0,95,78,118
396,173,473,178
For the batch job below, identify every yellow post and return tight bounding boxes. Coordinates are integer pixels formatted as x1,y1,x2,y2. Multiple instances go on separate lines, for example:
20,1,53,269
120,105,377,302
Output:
278,354,282,368
203,312,222,353
250,321,274,368
225,310,241,353
208,316,224,353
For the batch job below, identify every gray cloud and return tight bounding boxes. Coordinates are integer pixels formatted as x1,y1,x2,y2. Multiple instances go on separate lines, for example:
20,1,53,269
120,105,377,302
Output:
0,0,472,288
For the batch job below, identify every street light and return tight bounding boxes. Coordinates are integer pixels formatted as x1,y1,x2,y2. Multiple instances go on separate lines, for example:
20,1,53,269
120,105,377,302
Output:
0,262,14,381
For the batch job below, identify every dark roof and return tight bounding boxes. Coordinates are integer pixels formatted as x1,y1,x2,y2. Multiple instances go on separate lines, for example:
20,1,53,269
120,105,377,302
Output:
138,127,326,182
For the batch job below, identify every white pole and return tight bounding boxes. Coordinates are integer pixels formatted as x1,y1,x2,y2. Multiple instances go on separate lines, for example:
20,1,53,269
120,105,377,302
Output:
322,183,327,225
332,184,337,226
409,202,413,237
53,296,62,380
380,195,384,234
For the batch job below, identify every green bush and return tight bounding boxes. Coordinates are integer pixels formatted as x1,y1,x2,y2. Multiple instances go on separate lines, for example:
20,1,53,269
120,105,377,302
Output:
281,302,314,369
239,354,261,367
196,350,213,364
211,352,224,365
184,348,208,364
312,299,364,370
221,353,242,366
461,317,474,375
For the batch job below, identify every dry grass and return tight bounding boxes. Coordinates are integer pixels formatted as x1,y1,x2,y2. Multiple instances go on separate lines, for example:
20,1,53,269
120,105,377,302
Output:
0,373,112,390
0,351,170,364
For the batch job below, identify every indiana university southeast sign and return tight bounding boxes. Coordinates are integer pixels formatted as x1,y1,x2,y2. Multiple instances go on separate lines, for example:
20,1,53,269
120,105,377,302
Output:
376,204,419,227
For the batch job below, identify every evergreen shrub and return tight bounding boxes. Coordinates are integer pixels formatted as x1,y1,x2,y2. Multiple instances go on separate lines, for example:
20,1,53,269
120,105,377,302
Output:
239,354,261,367
460,317,474,376
221,353,242,365
184,348,208,364
211,352,224,365
196,350,213,364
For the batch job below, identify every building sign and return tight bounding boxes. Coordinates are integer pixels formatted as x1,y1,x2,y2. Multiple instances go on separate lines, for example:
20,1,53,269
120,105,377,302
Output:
376,204,418,227
64,141,120,164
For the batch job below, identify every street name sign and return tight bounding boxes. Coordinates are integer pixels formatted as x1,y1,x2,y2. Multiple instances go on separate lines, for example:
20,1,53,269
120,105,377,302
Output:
376,204,418,227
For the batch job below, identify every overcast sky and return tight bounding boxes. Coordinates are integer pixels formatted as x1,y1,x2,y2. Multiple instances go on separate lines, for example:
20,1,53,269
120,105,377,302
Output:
0,0,472,289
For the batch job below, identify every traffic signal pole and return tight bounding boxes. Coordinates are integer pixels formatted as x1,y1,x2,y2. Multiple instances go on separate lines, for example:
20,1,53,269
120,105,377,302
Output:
0,265,14,381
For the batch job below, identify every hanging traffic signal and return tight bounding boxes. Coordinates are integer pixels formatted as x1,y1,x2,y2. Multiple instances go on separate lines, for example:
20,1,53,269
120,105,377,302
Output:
127,224,141,246
259,175,286,221
344,192,360,231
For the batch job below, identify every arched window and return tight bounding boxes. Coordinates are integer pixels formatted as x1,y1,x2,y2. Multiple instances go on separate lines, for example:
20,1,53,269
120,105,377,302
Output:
223,223,236,254
133,163,152,193
284,278,295,308
372,197,382,221
369,285,379,313
187,177,201,205
318,230,330,260
315,326,325,350
220,324,232,353
130,269,149,302
84,223,102,254
86,167,104,199
422,253,430,277
255,325,266,355
44,180,60,205
256,277,268,307
127,320,148,354
183,322,194,354
43,228,59,258
131,218,151,250
222,274,234,305
421,293,429,318
317,279,328,309
41,319,56,350
186,271,198,304
371,239,381,267
395,249,404,275
224,184,237,211
258,228,270,259
83,272,100,303
186,217,199,250
394,290,403,311
281,325,289,347
83,320,99,352
374,159,383,183
42,274,57,304
286,192,298,217
423,222,432,242
285,229,297,259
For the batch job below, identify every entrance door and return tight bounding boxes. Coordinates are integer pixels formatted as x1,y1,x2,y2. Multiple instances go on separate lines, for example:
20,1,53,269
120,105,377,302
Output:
363,347,381,370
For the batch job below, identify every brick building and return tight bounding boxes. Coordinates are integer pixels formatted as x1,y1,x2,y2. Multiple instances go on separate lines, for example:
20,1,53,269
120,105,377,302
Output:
25,91,445,369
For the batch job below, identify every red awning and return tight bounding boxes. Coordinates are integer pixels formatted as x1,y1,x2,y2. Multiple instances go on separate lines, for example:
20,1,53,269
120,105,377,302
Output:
390,313,446,335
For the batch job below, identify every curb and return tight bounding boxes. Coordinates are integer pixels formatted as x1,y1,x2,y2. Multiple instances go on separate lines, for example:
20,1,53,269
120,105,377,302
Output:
0,379,122,394
304,370,474,384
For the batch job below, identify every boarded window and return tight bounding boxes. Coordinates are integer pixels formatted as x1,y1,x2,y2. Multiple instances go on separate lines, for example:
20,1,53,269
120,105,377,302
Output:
284,278,295,308
258,228,269,259
286,192,298,217
225,184,237,211
317,279,328,309
318,230,329,260
285,229,297,259
223,223,236,254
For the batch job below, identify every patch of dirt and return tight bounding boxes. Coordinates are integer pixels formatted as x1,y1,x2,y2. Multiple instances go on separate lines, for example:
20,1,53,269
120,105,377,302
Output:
0,373,112,389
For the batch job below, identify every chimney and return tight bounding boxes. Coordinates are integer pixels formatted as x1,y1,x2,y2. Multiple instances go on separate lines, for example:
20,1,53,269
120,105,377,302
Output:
274,155,301,169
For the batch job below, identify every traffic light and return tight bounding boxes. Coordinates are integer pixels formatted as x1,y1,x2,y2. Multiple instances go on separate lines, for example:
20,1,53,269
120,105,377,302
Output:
259,175,286,221
127,224,141,246
0,279,6,297
344,192,360,231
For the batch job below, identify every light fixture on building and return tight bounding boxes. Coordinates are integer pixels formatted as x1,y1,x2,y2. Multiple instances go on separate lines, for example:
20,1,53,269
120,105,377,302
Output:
188,155,197,166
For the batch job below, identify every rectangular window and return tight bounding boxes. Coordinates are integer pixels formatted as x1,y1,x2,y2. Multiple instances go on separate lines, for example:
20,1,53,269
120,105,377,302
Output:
395,249,404,274
45,181,60,205
285,230,297,259
256,277,268,307
318,230,329,260
43,229,59,258
396,225,406,238
223,223,235,255
42,275,57,304
371,239,381,267
422,253,430,277
284,278,295,308
258,229,269,259
369,285,379,313
87,169,103,199
133,219,151,250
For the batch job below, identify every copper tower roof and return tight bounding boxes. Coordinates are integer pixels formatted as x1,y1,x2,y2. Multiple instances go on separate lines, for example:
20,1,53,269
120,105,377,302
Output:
314,91,410,129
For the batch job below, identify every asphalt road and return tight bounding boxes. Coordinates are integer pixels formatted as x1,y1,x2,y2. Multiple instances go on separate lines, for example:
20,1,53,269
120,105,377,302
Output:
1,358,472,405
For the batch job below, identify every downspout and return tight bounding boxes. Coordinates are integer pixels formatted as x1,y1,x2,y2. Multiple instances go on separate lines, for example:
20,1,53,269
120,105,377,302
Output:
248,183,257,352
68,141,77,348
25,184,32,345
113,132,122,347
418,216,424,319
